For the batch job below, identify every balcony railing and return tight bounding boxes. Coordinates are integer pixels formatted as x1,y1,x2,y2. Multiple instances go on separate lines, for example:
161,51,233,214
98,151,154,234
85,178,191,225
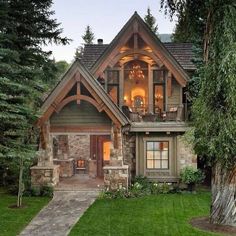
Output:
122,104,188,122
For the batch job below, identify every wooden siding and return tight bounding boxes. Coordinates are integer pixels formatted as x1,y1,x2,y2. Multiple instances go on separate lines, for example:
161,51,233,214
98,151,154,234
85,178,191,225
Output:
167,77,181,109
50,100,111,126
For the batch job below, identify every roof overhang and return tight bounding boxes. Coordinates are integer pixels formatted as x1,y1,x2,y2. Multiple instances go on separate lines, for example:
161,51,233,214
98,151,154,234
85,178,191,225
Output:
91,12,189,87
38,60,129,127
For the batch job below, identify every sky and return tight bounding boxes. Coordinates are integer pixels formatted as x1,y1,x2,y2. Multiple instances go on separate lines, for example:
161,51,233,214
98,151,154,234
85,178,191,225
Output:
46,0,176,62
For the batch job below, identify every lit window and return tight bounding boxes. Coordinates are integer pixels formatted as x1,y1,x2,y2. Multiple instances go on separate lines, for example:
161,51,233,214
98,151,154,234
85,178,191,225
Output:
146,141,169,169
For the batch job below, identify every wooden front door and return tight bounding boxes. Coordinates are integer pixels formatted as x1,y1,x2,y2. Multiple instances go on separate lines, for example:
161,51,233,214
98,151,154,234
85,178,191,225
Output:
90,135,111,177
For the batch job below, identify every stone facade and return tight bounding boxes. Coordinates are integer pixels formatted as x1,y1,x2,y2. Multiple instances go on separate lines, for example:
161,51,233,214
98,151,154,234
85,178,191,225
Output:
31,165,60,187
122,134,136,178
53,134,90,161
68,134,90,161
103,165,129,190
53,158,74,177
177,135,197,174
53,135,69,159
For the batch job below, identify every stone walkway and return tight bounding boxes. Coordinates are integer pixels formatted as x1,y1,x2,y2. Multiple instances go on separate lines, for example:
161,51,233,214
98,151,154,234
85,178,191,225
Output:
19,190,99,236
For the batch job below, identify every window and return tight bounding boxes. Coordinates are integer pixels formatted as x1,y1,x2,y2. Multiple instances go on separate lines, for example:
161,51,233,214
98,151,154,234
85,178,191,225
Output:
146,141,169,169
98,70,119,105
153,70,166,113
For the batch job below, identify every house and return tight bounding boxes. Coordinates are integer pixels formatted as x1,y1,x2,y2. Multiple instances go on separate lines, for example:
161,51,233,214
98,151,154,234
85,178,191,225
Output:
31,12,197,190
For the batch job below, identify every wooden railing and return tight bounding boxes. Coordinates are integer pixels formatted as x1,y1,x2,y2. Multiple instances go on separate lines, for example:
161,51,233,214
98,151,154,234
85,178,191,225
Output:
122,104,188,122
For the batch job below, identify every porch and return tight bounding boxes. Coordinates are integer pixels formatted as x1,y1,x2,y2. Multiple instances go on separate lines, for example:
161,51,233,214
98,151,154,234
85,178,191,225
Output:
54,174,104,191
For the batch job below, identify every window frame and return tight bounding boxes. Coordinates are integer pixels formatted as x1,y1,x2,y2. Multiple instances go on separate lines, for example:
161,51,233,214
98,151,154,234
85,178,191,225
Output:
97,70,120,105
146,141,169,170
153,69,166,113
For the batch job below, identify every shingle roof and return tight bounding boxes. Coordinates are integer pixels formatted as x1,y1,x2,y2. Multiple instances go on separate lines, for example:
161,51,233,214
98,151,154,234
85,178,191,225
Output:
163,43,195,71
81,44,108,69
81,43,195,71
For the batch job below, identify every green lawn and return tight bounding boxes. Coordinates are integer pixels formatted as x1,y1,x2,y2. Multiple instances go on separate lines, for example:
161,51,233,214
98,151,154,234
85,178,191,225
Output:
70,192,223,236
0,189,50,236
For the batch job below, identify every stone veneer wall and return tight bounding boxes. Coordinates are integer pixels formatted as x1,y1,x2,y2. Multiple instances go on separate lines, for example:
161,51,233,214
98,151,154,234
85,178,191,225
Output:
53,135,69,159
104,165,129,190
122,134,136,178
177,135,197,174
52,134,90,161
31,165,60,187
68,134,90,161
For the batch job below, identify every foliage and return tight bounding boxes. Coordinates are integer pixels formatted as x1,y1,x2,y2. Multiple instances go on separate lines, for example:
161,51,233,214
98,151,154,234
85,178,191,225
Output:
0,189,50,236
70,192,217,236
192,1,236,169
144,7,159,36
161,0,236,226
180,166,205,185
0,0,69,204
99,176,179,199
74,46,84,59
24,185,53,198
82,25,95,44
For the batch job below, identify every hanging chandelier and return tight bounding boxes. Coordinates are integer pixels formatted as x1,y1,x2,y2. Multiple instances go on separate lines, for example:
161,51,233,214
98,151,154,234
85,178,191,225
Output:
129,63,145,81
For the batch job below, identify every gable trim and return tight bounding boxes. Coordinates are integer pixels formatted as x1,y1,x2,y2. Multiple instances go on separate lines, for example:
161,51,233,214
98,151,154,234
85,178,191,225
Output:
38,60,129,127
90,12,189,87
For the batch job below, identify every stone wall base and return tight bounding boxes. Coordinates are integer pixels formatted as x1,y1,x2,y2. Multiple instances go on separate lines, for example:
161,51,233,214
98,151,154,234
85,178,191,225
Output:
53,158,74,177
103,165,129,190
31,165,60,187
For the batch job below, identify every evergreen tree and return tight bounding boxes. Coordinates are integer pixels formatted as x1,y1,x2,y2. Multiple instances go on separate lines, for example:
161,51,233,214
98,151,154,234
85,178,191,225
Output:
144,7,159,36
161,0,236,226
74,46,84,59
82,25,95,44
0,0,69,206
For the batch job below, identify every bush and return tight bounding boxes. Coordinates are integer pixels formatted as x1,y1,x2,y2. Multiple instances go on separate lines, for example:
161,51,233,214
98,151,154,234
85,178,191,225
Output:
40,185,53,197
23,185,53,197
99,176,177,199
180,166,205,185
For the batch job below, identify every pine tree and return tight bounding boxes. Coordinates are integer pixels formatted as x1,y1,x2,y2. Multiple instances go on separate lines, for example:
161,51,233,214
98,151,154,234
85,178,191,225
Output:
144,7,159,36
82,25,95,44
0,0,70,206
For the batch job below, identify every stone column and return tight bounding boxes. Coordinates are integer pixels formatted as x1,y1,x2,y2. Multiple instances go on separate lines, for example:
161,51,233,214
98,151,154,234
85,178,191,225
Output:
37,121,53,166
103,124,129,190
31,121,60,187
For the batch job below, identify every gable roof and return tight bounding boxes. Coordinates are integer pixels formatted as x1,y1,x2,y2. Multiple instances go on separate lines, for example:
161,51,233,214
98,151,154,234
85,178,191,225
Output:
81,43,195,71
88,12,190,86
39,59,129,126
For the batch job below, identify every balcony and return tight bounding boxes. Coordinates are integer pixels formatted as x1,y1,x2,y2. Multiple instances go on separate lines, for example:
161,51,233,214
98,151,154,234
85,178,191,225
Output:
122,103,188,123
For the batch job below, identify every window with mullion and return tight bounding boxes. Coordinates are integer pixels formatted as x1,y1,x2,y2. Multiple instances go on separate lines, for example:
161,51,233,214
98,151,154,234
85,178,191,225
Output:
146,141,169,169
107,70,119,105
153,70,166,113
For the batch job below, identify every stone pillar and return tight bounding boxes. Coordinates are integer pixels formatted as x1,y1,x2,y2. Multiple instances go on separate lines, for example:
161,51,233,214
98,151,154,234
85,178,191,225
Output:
103,124,129,190
31,121,60,187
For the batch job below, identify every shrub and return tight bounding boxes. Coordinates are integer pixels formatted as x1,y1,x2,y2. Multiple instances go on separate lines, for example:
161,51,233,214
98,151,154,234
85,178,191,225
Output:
40,185,53,197
23,185,53,197
30,186,41,196
180,166,205,185
99,176,178,199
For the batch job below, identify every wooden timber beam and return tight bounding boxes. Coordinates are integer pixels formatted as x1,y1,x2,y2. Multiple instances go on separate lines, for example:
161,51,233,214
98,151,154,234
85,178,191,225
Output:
56,95,100,112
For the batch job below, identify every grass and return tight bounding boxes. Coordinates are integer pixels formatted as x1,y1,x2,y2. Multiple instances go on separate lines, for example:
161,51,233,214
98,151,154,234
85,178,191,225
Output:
0,188,50,236
70,191,223,236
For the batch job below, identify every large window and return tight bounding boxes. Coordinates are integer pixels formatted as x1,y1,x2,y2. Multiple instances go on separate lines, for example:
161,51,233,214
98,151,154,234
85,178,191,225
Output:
107,70,119,105
124,60,148,113
153,70,166,114
146,141,169,169
97,70,119,105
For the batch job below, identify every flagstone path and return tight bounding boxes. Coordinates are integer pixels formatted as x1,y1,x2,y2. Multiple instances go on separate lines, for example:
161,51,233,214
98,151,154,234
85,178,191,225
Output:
19,190,99,236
